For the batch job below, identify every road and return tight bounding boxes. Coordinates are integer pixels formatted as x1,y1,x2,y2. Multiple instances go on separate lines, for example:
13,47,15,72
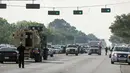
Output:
0,51,128,73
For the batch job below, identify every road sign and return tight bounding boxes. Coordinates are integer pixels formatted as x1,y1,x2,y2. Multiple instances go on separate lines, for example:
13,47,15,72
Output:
26,4,40,9
0,4,6,9
73,10,83,15
101,8,111,13
48,11,60,15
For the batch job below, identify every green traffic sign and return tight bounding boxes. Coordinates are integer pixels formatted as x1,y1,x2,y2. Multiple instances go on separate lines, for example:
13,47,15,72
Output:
101,8,111,13
48,11,60,15
73,10,83,15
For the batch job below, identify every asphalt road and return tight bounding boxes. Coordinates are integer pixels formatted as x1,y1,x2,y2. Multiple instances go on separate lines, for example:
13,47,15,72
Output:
0,51,128,73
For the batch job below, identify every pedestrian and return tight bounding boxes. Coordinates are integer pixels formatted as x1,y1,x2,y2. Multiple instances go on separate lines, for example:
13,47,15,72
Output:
105,47,108,55
17,42,25,68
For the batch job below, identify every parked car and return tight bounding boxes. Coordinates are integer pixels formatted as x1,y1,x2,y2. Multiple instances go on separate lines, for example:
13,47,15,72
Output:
111,46,130,65
0,47,19,63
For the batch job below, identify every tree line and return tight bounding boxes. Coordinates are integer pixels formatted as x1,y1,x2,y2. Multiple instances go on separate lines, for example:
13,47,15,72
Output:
0,18,99,45
109,13,130,44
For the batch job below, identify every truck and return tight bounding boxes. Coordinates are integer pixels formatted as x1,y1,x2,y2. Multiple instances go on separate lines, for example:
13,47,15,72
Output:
66,44,79,56
12,26,49,62
88,40,106,55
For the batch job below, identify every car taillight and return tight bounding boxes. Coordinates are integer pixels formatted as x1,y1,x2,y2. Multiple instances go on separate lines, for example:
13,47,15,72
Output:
13,53,16,55
33,50,39,53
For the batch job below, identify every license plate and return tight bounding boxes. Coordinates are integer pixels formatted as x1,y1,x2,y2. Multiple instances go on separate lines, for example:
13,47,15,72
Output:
118,58,126,60
5,57,9,59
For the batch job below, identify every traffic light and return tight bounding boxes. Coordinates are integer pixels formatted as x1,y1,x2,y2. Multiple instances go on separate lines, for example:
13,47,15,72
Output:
101,8,111,13
26,4,40,9
73,10,83,15
48,11,60,15
0,4,6,9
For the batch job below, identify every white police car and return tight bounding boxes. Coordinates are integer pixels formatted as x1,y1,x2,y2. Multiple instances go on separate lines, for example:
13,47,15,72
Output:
111,46,130,65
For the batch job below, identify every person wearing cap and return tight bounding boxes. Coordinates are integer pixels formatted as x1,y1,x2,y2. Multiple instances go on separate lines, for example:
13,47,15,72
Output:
17,42,25,68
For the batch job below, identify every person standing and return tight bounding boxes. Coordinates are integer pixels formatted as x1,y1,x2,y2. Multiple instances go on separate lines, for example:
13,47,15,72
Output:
17,42,25,68
105,47,108,55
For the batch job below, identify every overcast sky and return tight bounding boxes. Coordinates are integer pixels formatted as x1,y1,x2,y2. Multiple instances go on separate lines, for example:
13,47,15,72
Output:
0,0,130,46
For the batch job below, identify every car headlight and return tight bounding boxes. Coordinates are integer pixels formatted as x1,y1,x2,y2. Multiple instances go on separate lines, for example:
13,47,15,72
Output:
113,53,117,57
128,55,130,58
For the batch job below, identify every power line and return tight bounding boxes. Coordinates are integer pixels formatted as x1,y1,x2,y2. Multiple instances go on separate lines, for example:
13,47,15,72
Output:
3,1,130,8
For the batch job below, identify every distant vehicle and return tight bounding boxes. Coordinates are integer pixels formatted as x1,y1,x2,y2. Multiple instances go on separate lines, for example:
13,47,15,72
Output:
88,41,104,55
66,45,79,56
52,47,61,54
47,45,54,57
88,40,107,49
48,48,54,57
79,46,86,54
111,46,130,65
88,47,101,55
0,47,19,63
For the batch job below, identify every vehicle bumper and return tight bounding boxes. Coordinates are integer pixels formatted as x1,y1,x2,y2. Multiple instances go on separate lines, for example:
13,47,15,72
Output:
111,56,130,63
66,51,78,54
0,56,18,62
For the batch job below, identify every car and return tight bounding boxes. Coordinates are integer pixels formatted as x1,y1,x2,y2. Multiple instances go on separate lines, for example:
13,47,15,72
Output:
0,47,19,63
88,47,101,55
52,47,60,54
66,45,79,56
48,48,54,57
47,44,54,57
111,46,130,65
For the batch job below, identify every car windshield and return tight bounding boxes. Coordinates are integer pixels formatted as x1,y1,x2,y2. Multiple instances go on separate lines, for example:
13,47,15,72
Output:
68,45,77,48
114,47,130,52
0,47,17,51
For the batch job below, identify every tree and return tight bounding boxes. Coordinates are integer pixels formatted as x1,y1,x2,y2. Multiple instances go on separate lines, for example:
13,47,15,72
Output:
87,34,99,41
0,18,15,44
48,19,99,44
109,13,130,43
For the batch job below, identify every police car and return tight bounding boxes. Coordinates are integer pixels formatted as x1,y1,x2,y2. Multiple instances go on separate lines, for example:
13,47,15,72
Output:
111,46,130,65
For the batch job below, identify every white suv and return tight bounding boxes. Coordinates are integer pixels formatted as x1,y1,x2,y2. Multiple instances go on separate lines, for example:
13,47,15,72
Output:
111,46,130,65
66,45,79,56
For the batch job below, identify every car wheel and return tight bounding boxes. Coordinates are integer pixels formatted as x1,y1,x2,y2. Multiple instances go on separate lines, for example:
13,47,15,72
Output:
75,53,78,56
98,53,101,55
128,63,130,65
109,54,111,58
50,54,54,57
111,61,114,64
66,53,68,55
88,53,91,55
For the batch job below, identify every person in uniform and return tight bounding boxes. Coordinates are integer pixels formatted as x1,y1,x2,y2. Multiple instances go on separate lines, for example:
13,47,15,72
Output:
17,42,25,68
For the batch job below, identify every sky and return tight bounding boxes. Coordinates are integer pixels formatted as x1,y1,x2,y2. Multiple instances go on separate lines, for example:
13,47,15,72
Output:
0,0,130,46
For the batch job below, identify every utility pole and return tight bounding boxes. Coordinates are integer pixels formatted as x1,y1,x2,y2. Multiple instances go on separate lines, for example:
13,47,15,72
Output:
73,36,76,44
